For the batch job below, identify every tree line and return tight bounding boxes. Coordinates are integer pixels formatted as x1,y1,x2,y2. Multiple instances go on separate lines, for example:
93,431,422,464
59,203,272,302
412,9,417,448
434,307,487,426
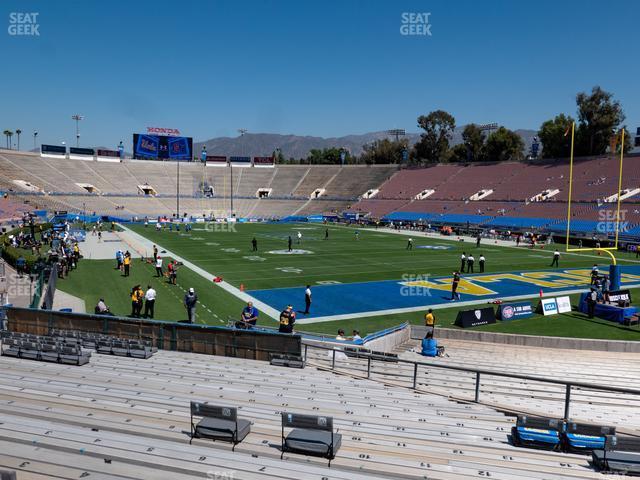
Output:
281,85,629,164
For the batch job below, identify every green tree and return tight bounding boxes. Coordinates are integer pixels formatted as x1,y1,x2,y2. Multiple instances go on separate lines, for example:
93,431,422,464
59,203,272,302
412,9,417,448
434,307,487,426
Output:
537,113,574,159
360,138,409,164
413,110,455,163
305,147,351,165
575,86,625,156
461,123,486,162
485,127,524,162
449,143,469,162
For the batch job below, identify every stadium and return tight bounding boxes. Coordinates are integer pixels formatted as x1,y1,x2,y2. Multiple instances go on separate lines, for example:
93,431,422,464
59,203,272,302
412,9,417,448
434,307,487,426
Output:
1,1,640,479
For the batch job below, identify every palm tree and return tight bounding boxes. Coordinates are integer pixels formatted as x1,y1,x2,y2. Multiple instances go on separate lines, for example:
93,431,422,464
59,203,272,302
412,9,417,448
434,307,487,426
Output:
7,131,13,149
3,130,11,149
15,129,21,150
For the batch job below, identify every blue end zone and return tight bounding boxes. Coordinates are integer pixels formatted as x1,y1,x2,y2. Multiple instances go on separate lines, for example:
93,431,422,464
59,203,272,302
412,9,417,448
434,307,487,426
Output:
248,265,640,319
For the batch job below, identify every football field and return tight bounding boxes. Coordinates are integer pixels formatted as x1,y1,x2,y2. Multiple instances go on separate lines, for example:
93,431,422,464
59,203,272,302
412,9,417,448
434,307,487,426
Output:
130,222,640,316
56,222,640,340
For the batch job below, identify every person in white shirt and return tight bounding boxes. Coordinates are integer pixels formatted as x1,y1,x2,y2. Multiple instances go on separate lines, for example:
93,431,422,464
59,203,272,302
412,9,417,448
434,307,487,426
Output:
304,285,312,314
155,256,163,277
297,231,302,244
460,252,467,273
144,285,156,319
551,250,560,267
351,330,363,344
406,238,413,250
479,254,486,273
466,254,475,273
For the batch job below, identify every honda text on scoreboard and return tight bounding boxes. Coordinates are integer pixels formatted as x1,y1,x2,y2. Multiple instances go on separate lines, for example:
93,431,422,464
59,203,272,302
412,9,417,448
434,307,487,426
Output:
132,133,193,161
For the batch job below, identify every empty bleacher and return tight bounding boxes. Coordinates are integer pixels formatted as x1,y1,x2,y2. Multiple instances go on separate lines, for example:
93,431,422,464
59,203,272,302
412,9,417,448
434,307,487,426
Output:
0,345,608,479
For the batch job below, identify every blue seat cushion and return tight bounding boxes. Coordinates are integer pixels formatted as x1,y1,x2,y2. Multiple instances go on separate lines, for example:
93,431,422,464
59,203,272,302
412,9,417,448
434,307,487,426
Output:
516,426,560,445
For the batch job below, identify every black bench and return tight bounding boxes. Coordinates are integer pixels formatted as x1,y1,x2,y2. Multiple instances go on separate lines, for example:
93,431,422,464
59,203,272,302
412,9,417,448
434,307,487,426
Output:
269,353,305,368
593,435,640,474
59,346,91,365
189,402,250,451
281,412,341,466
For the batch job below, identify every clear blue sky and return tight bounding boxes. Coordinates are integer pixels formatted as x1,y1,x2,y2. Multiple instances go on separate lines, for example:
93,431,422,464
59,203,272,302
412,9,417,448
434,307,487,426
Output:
1,0,638,149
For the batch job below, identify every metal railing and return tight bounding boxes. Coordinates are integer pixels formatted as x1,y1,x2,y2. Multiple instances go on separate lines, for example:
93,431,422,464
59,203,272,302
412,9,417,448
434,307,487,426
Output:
302,341,640,422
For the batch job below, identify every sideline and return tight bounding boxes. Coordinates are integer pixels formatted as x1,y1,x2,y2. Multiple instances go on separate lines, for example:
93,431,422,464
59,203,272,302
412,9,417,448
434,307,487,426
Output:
117,225,281,320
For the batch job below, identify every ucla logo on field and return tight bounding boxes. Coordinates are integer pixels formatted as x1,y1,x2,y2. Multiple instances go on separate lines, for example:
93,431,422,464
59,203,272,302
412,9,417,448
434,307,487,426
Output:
416,245,450,250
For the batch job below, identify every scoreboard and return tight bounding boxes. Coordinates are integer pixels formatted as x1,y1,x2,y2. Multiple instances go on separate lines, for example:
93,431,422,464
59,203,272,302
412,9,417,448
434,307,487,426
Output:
133,134,193,160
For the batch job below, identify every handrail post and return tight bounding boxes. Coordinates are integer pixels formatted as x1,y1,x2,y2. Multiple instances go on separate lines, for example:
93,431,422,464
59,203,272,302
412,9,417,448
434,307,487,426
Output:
412,363,418,389
564,384,571,420
367,356,371,378
304,344,308,363
332,349,336,369
474,372,481,402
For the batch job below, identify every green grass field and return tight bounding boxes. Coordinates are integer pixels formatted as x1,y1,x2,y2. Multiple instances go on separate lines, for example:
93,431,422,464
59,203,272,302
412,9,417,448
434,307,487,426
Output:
55,222,640,340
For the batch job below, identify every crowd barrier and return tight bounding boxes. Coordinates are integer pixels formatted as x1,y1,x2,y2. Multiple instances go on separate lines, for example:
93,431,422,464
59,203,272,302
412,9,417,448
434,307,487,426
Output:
6,307,301,361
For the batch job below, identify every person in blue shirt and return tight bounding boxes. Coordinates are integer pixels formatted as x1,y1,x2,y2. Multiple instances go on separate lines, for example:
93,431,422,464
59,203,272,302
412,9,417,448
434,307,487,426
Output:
238,301,259,329
16,255,26,276
421,330,438,357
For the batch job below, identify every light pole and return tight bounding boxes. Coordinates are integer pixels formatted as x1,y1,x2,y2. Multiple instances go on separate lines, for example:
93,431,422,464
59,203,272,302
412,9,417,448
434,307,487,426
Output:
33,131,38,150
232,129,247,218
71,114,84,147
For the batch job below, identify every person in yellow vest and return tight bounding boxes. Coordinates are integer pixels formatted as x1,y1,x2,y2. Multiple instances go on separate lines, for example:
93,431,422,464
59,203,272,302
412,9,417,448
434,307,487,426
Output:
424,308,436,335
130,285,144,318
123,251,131,276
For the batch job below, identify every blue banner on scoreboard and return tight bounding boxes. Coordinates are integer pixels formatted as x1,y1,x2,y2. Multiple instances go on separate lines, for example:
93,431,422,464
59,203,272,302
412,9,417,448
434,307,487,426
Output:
133,134,193,160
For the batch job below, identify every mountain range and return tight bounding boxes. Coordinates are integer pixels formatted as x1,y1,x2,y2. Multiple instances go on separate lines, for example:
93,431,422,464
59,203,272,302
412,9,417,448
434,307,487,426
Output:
194,128,538,159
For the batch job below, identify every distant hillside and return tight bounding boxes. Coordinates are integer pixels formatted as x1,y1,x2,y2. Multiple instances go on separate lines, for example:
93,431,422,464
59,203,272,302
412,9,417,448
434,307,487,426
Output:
195,128,537,159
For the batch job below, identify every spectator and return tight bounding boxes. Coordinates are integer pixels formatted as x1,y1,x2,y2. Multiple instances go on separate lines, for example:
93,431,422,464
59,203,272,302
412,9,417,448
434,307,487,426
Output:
278,305,296,333
168,260,178,284
130,285,144,318
303,285,312,314
123,251,131,276
351,330,363,344
238,301,259,328
424,308,436,335
184,288,198,323
421,330,444,357
603,275,611,301
155,256,163,277
95,298,112,315
144,284,156,319
586,287,597,318
336,329,346,340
